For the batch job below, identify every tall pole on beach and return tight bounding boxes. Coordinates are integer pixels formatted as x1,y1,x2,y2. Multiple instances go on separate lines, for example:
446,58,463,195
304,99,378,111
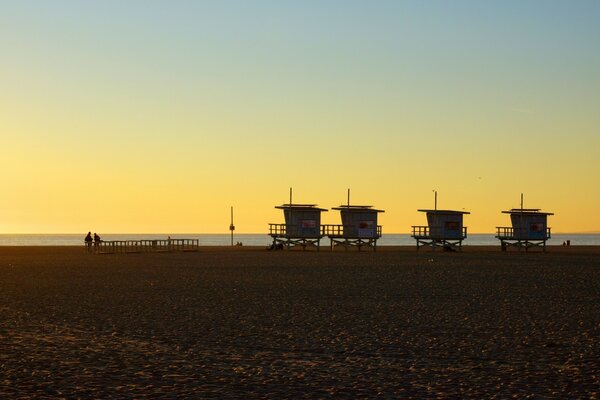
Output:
347,188,350,207
434,190,437,211
229,206,235,246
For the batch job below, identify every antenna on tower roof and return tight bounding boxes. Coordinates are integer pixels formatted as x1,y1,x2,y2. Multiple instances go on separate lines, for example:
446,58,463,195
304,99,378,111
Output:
520,193,524,211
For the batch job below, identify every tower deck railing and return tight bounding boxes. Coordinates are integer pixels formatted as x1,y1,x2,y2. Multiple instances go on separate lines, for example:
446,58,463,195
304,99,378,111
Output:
268,224,323,238
495,227,551,240
411,226,468,239
321,224,382,238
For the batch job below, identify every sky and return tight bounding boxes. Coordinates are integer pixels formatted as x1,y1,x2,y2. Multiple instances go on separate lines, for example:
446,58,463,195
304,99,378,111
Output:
1,0,599,234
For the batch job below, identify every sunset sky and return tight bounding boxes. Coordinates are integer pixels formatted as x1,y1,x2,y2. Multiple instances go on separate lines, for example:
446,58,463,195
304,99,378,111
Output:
1,1,599,233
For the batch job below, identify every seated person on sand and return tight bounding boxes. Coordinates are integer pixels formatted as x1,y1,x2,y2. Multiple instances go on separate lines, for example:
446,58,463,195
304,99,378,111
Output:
268,243,284,251
93,233,102,250
443,244,456,252
85,232,93,252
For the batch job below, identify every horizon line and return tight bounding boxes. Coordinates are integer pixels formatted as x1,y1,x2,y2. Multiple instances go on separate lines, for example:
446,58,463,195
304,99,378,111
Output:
2,232,599,235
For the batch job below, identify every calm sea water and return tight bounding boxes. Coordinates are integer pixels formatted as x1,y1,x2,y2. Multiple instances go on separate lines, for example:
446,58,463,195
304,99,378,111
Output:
0,233,598,246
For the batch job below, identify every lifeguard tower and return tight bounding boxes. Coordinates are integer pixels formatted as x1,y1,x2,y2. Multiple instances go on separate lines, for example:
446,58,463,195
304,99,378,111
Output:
496,195,553,252
268,189,327,250
411,192,469,251
322,190,384,251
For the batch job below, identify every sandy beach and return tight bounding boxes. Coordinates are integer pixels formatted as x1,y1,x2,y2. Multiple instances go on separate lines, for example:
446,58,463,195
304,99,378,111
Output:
1,246,599,398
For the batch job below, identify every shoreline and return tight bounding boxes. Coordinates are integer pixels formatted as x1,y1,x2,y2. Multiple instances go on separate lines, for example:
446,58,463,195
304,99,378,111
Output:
2,244,600,254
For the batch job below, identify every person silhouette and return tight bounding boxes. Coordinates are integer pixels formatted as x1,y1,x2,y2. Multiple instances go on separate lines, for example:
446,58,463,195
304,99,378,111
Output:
93,233,101,252
85,232,93,253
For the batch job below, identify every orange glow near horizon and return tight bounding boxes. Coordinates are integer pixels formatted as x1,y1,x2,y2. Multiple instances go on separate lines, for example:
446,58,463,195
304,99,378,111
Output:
1,2,599,234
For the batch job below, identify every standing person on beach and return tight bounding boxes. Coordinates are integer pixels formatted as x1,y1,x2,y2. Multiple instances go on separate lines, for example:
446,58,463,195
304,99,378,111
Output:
85,232,93,253
93,233,101,252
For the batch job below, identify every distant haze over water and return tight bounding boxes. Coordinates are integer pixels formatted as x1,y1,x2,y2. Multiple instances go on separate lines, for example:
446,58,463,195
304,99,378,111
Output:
1,234,599,247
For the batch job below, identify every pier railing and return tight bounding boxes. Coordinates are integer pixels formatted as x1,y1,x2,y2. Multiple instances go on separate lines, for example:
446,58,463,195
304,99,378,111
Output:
95,239,199,254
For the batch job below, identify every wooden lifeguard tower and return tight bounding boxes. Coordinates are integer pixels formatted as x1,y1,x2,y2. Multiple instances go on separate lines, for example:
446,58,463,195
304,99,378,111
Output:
411,192,469,251
322,190,384,251
268,189,327,250
496,195,553,252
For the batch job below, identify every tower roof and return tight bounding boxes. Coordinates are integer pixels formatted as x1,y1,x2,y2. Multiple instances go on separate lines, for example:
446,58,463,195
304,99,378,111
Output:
275,204,328,212
502,208,553,216
332,205,384,213
417,209,470,215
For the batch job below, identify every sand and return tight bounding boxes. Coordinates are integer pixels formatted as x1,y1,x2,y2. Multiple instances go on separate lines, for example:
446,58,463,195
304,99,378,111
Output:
1,246,599,398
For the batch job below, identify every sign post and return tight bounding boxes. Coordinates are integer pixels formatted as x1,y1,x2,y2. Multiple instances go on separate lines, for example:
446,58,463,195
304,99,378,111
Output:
229,206,235,246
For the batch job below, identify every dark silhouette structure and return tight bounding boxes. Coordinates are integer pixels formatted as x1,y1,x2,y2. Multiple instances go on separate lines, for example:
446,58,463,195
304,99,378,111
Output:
496,208,553,252
411,209,470,251
268,203,328,251
323,205,384,251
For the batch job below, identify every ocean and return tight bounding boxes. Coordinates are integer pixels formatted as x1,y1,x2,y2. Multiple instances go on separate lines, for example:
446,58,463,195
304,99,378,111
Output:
0,233,598,246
